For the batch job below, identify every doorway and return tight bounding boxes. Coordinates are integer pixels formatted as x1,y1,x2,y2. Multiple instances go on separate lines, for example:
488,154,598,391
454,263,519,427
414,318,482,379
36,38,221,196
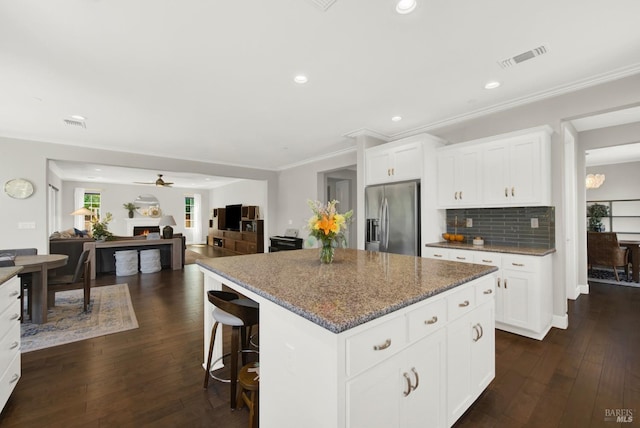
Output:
319,167,357,248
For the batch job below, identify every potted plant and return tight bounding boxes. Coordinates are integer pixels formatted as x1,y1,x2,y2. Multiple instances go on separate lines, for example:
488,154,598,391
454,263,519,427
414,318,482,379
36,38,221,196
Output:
587,203,609,232
92,212,114,241
123,202,138,218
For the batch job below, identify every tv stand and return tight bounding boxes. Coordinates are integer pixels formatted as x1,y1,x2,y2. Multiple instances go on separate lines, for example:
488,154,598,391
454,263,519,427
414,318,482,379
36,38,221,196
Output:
208,220,264,254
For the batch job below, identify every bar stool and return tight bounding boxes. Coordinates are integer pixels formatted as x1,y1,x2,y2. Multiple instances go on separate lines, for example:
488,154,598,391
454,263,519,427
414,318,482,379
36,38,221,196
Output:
203,290,259,408
237,362,259,428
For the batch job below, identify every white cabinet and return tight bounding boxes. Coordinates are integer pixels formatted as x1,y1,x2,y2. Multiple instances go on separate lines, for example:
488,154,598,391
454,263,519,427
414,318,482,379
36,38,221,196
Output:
0,275,21,411
436,147,481,207
365,141,422,185
425,248,553,340
347,329,446,428
436,126,551,208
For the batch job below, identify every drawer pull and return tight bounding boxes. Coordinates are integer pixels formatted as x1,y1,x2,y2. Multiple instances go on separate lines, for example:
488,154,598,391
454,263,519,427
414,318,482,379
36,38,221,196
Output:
9,313,20,321
458,300,470,308
483,289,493,295
512,262,525,267
482,259,493,263
9,291,19,297
456,256,466,260
433,254,443,258
425,316,438,325
9,374,19,384
403,372,412,396
9,342,19,350
373,339,391,351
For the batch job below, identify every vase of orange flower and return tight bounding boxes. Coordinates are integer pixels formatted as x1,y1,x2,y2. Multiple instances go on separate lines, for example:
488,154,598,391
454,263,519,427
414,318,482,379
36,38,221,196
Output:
308,200,353,264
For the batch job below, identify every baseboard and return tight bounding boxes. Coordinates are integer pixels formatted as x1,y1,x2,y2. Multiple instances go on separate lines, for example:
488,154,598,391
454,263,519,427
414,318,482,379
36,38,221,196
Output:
495,322,551,341
577,283,589,295
552,314,569,330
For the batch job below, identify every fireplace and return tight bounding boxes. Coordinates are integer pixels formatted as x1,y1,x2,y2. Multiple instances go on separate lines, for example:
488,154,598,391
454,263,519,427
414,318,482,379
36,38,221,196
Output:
133,226,161,236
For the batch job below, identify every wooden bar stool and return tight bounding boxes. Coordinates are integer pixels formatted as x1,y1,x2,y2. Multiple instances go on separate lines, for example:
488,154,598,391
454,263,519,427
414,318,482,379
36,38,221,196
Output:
203,290,259,408
237,362,259,428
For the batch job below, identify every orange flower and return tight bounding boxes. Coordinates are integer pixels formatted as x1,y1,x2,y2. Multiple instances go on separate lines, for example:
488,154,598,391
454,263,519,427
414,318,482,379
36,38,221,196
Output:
317,215,338,235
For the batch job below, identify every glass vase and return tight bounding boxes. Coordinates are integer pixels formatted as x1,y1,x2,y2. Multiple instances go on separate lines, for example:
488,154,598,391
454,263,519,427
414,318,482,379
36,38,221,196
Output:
320,239,335,264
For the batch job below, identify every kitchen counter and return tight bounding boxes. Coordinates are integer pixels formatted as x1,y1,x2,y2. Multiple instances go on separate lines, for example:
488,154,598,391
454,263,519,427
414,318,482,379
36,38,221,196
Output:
0,266,23,284
197,248,497,333
425,241,556,256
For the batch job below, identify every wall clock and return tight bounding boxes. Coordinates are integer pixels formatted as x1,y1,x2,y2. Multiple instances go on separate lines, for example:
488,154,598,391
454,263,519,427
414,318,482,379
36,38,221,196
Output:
4,178,34,199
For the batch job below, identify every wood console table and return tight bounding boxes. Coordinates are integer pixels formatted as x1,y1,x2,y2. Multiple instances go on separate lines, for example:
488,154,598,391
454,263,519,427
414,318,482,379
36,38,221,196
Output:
84,238,183,279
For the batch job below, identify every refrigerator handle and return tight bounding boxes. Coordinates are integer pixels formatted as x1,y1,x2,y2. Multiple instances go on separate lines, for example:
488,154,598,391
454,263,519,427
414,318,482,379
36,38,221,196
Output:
379,198,385,250
383,198,390,250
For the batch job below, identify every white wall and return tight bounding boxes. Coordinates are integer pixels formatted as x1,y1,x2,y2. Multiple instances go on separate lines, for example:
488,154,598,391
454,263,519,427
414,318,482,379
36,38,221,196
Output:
586,162,640,201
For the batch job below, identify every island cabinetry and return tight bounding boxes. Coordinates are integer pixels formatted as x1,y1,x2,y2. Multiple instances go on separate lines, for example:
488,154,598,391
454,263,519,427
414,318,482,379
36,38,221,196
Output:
436,147,481,207
365,140,422,185
0,275,21,411
436,126,551,208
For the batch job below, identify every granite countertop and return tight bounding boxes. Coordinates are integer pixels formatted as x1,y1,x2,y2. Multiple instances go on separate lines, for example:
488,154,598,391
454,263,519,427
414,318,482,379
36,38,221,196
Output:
0,266,24,284
197,248,497,334
425,241,556,256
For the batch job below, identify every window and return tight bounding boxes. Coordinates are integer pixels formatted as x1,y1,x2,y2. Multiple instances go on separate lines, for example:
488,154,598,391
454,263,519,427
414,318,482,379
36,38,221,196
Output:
83,192,101,230
185,196,194,228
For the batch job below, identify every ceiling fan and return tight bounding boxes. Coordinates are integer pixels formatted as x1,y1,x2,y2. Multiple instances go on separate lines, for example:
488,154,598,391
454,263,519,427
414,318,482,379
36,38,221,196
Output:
134,174,174,187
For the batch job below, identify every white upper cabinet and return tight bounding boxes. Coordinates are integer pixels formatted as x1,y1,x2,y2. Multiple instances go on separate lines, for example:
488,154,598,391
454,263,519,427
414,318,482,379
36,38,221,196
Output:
365,140,423,185
436,147,481,207
436,126,552,208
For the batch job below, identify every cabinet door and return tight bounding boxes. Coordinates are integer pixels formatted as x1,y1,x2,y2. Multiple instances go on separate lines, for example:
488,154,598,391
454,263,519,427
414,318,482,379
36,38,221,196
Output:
501,268,535,329
437,151,457,207
457,149,481,206
447,310,474,424
365,149,393,185
508,135,540,204
347,353,403,428
470,301,495,393
392,143,422,182
482,143,509,205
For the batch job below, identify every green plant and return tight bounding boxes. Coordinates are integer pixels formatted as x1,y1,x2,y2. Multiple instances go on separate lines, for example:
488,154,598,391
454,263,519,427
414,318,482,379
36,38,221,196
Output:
92,212,114,240
123,202,138,211
587,203,609,231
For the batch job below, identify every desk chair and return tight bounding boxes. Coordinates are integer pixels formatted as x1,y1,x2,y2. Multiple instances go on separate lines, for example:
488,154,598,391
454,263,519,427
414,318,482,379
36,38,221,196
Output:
48,249,91,312
203,290,259,408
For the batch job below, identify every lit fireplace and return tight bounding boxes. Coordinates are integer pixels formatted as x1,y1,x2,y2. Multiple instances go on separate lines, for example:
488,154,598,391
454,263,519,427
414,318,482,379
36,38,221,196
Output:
133,226,161,236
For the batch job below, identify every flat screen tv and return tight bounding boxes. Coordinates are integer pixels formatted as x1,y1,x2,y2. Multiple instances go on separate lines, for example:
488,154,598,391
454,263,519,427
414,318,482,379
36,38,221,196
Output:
225,204,242,231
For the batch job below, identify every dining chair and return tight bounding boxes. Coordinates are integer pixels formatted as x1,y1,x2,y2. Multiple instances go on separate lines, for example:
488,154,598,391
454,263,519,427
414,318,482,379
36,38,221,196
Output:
47,249,91,312
587,232,629,281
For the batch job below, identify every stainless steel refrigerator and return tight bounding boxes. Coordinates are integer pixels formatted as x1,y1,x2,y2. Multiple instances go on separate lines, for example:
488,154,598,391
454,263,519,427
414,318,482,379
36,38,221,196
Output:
365,180,420,256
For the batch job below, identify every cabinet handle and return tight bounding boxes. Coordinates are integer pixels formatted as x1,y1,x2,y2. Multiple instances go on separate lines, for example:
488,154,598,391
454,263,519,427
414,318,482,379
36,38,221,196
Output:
483,289,493,295
433,254,443,258
504,279,508,289
472,325,480,342
459,191,463,200
403,372,412,396
9,341,18,350
9,313,19,321
511,187,515,197
9,291,19,297
458,300,470,307
411,367,419,391
482,259,493,263
392,168,395,175
477,323,484,340
373,339,391,351
9,374,19,384
425,316,438,325
505,187,508,197
454,191,459,200
497,278,501,288
456,256,466,260
512,262,525,267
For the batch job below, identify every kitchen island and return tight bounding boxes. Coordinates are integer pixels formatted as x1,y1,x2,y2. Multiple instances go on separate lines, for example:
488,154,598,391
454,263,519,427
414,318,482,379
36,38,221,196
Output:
198,248,498,427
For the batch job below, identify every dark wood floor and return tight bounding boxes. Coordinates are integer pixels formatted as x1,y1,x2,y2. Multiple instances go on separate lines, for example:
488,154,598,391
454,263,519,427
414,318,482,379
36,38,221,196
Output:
0,253,638,427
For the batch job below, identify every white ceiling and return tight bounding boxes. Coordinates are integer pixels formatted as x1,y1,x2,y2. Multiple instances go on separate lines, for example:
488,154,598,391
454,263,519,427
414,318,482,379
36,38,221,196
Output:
2,0,640,182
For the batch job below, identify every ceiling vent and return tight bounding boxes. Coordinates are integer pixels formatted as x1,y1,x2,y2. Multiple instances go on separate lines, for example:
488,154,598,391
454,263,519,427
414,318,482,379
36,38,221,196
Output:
498,45,549,69
63,119,86,128
308,0,336,11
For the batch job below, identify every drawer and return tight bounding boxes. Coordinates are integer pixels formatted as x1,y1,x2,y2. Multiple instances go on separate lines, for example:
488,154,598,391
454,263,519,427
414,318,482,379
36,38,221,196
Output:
502,255,537,272
475,275,496,306
424,249,448,260
473,252,501,267
0,277,20,314
346,316,406,377
447,285,475,321
449,249,473,263
0,299,20,337
247,243,257,253
0,353,20,411
407,297,447,341
0,320,19,379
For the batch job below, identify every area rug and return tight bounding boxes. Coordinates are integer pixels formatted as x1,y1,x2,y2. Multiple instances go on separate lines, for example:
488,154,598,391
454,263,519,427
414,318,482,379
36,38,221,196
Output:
588,268,640,288
20,283,139,353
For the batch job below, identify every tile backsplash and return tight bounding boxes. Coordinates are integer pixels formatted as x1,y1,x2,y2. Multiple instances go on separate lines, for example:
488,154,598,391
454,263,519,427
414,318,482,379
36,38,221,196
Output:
445,206,555,249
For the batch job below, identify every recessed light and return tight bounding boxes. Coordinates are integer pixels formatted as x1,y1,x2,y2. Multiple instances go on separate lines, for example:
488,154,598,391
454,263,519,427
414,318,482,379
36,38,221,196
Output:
484,81,501,89
71,115,86,120
95,168,102,172
396,0,416,14
392,116,402,122
294,75,308,84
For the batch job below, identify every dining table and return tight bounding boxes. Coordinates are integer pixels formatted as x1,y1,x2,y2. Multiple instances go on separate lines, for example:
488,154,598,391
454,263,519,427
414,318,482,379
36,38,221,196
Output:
14,254,68,324
620,240,640,283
